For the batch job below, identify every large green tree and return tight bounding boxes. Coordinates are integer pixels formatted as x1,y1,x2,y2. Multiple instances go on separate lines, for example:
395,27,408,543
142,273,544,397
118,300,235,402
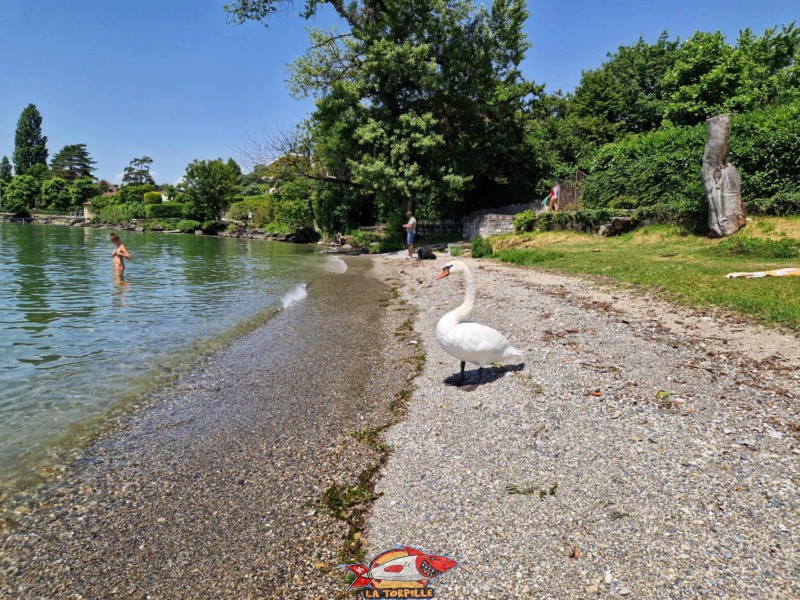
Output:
570,33,680,142
122,156,155,186
3,175,39,213
13,104,48,175
0,156,12,182
182,159,239,221
41,178,71,211
227,0,535,224
50,144,97,181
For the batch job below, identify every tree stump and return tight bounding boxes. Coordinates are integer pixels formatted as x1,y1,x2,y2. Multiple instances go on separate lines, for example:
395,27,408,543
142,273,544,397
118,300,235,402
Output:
703,114,746,238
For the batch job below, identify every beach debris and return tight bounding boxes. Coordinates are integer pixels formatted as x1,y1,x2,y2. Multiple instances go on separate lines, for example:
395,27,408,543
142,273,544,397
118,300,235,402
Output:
590,390,604,397
569,545,581,559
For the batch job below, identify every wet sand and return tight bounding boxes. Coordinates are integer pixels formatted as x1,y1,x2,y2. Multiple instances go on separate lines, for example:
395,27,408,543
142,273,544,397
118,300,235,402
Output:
1,257,417,599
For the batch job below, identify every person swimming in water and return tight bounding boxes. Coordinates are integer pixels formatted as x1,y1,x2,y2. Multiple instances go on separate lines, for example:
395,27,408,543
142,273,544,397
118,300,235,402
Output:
109,232,131,274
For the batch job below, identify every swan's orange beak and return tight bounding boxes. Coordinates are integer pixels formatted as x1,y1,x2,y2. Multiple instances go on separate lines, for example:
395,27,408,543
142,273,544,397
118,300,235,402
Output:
436,268,450,280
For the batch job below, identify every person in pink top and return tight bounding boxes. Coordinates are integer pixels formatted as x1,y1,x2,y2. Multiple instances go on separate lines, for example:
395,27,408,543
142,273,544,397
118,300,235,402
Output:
548,180,560,212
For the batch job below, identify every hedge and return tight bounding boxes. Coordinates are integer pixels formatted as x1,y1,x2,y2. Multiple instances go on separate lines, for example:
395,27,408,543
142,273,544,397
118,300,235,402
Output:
143,191,163,205
581,101,800,231
144,203,186,219
97,202,145,223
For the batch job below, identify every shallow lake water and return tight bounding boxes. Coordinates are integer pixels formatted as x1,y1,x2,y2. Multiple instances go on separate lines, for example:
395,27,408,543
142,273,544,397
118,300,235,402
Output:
0,223,325,483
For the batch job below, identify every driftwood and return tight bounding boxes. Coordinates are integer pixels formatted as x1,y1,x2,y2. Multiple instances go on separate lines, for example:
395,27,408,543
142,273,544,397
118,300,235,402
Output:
703,114,746,238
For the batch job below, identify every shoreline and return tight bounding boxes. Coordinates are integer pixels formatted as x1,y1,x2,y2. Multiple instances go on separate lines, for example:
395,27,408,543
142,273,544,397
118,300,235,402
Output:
3,250,798,598
1,256,419,599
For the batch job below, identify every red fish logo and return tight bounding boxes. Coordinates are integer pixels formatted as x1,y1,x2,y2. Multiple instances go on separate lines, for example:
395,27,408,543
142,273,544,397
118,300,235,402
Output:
343,546,458,597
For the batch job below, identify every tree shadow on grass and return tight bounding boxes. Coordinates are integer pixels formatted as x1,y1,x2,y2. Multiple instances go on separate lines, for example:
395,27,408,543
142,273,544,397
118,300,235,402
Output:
443,363,526,392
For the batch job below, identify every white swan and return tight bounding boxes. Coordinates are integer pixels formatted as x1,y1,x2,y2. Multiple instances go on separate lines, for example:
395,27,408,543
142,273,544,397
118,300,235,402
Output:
435,260,523,385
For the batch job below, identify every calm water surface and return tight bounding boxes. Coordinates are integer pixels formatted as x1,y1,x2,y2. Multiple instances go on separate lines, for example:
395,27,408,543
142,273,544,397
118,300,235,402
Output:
0,223,325,483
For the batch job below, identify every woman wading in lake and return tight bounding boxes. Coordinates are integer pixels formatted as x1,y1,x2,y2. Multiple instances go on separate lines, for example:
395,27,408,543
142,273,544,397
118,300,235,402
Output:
110,233,131,275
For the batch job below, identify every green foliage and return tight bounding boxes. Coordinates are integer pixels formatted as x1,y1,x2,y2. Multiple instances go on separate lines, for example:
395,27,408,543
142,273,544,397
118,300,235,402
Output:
175,219,202,233
571,32,681,139
144,203,186,219
513,209,538,232
749,192,800,216
3,175,38,214
582,101,800,231
97,202,145,224
0,156,12,182
117,184,157,204
122,156,155,186
143,191,163,205
67,178,100,209
729,102,800,199
662,25,800,126
25,163,50,181
449,246,463,257
40,177,70,211
348,230,379,248
49,144,96,181
471,235,494,258
3,175,40,213
13,104,48,175
227,196,275,225
715,236,799,259
182,158,239,221
227,189,317,235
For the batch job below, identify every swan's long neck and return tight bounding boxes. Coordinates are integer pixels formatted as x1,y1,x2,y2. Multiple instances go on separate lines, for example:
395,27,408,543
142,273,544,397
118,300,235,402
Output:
449,267,475,324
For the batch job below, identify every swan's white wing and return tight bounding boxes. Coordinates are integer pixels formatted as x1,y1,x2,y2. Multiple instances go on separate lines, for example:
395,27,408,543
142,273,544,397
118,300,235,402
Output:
439,322,514,366
454,322,510,351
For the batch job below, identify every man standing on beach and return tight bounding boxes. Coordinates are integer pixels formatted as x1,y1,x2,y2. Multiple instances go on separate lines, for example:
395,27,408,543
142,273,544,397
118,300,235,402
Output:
402,211,417,259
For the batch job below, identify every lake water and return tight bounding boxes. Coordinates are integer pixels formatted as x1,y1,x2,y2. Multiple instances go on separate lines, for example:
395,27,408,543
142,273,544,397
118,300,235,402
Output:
0,223,330,486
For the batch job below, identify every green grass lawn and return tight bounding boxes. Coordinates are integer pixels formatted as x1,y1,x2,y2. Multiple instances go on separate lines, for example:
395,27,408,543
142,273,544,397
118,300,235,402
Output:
490,217,800,330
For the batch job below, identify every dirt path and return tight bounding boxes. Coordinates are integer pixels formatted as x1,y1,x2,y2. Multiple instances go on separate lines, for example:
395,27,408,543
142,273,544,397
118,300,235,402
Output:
367,256,799,599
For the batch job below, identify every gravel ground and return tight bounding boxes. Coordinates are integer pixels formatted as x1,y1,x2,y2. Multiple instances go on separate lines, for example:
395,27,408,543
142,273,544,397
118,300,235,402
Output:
0,257,417,599
368,255,799,599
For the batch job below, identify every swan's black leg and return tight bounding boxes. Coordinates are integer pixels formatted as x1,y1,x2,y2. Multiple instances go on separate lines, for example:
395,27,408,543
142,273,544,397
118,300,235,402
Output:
459,361,466,382
477,367,483,385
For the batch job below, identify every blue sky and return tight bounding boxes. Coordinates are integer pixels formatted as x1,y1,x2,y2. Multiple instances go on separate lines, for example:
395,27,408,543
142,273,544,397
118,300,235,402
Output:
1,0,797,184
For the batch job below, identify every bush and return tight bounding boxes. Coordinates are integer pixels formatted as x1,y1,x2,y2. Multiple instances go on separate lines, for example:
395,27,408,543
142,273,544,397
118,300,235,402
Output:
715,236,799,259
449,246,463,257
117,184,157,204
227,196,277,226
471,235,494,258
143,191,163,205
581,101,800,230
144,203,185,219
176,219,202,233
349,230,379,248
97,202,145,224
513,210,538,232
748,192,800,216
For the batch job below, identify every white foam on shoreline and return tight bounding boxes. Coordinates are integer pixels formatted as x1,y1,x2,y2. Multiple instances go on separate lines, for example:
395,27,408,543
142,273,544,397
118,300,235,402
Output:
321,256,348,273
281,283,308,308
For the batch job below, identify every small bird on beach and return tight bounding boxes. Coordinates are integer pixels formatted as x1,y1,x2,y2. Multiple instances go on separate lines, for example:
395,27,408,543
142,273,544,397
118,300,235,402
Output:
434,260,523,388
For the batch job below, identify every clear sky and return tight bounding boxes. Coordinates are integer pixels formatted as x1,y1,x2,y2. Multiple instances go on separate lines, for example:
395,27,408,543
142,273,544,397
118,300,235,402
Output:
1,0,797,184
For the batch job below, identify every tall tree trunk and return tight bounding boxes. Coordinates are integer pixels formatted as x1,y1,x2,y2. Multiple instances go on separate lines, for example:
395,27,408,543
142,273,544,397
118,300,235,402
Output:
703,114,746,238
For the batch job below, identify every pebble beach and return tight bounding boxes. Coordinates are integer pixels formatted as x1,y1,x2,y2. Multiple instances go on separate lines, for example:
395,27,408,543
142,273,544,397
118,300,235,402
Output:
367,256,799,599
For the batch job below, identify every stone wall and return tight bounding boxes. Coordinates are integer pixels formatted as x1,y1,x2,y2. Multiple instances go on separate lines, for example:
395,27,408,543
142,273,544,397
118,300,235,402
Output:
461,202,537,239
416,220,461,236
462,213,516,239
